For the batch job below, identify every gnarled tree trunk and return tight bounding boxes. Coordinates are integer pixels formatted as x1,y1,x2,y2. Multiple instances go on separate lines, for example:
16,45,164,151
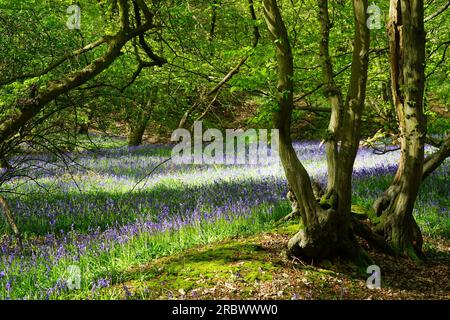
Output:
262,0,370,263
0,196,22,249
335,0,370,233
374,0,427,259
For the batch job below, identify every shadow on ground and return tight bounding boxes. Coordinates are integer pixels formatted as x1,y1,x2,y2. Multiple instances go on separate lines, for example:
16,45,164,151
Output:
101,223,450,300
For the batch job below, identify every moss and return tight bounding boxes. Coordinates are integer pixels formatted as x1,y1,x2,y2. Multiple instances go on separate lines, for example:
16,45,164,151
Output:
276,221,301,235
319,260,333,269
103,237,281,299
351,204,369,220
405,245,423,264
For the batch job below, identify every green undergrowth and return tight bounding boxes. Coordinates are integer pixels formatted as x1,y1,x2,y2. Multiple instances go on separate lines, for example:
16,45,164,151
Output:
97,220,450,300
96,223,297,299
95,222,367,300
37,203,289,300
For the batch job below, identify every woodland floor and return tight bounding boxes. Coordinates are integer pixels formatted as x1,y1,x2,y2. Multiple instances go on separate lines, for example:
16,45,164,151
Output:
103,222,450,300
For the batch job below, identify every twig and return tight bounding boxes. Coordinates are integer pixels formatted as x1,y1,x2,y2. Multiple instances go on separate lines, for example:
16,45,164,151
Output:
129,156,173,193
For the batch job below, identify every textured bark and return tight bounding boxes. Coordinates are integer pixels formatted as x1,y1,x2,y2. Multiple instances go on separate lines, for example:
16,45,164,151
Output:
128,114,150,146
128,121,148,146
78,123,89,135
318,0,376,257
422,134,450,180
279,186,301,222
0,196,22,249
316,0,394,256
352,218,394,255
263,0,369,263
281,182,324,222
127,91,157,146
374,0,426,259
336,0,370,220
317,1,371,216
209,0,218,41
0,156,9,169
317,0,343,199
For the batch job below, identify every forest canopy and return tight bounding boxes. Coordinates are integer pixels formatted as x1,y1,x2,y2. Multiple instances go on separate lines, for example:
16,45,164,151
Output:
0,0,448,301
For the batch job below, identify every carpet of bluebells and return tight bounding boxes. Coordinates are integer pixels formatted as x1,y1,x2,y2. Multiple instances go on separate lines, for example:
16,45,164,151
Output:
0,141,448,299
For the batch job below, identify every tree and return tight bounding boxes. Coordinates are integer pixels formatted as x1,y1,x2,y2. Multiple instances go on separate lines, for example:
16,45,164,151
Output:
262,0,377,263
125,87,159,147
0,0,165,241
317,0,371,218
373,0,427,259
176,0,260,130
0,0,165,148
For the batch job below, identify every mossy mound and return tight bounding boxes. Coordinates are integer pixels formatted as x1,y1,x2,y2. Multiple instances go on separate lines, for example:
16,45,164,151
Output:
103,236,282,299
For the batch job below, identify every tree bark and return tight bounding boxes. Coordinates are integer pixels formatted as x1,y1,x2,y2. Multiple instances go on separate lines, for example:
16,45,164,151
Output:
317,0,343,200
422,134,450,180
127,92,157,147
262,0,370,263
128,115,150,146
0,196,22,249
317,1,371,218
209,0,218,41
374,0,427,259
336,0,370,223
318,0,382,256
78,123,89,135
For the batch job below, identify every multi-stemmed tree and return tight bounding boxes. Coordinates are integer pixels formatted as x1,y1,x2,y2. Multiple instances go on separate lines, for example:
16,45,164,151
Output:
263,0,375,263
263,0,447,262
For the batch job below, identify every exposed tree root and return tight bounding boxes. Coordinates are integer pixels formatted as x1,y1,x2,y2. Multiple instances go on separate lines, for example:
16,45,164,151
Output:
352,218,394,255
373,184,424,260
287,208,372,266
279,181,324,223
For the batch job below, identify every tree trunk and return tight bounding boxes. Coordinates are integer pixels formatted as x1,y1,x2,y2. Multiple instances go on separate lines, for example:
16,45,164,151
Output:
317,0,383,257
209,0,218,42
0,196,22,249
262,0,369,263
317,0,343,201
336,0,370,222
127,92,157,147
317,1,371,222
78,123,89,135
128,118,149,146
0,156,9,169
374,0,426,259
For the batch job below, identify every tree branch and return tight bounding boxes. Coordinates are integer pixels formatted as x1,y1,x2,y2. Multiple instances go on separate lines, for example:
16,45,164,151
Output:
422,134,450,181
425,0,450,22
